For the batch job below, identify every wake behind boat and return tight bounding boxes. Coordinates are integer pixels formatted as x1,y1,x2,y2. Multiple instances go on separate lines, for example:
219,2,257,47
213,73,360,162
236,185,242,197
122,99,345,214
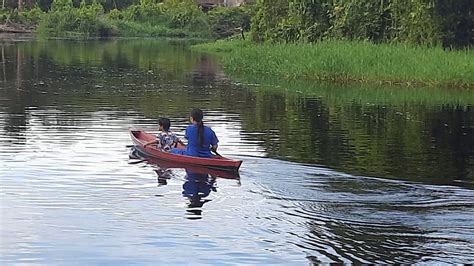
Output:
129,129,243,171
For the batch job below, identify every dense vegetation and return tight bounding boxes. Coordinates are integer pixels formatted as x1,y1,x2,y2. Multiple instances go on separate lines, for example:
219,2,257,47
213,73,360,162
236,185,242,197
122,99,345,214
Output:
1,0,471,47
1,0,254,38
194,1,473,87
251,0,473,48
194,39,473,87
2,0,472,86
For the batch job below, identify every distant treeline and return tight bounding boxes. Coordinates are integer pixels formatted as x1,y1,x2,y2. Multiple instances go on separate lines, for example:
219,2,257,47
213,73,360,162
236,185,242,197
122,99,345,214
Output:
3,0,137,11
1,0,253,38
251,0,473,48
1,0,472,47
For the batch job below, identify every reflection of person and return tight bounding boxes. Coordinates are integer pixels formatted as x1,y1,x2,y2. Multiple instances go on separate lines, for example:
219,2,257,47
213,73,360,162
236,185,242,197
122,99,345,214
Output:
171,109,219,158
154,168,174,186
144,118,183,152
183,170,216,213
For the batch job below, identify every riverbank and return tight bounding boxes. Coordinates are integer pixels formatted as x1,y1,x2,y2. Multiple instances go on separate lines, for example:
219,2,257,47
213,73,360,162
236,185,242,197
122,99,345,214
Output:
193,39,474,88
1,1,252,39
0,22,35,33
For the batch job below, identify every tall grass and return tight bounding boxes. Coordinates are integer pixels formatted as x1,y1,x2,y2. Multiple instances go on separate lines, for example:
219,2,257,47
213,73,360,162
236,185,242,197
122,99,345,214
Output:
194,39,474,88
112,20,199,38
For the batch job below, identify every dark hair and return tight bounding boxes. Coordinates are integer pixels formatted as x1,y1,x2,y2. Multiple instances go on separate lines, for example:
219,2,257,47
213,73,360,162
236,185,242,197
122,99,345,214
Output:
158,118,171,131
191,108,204,145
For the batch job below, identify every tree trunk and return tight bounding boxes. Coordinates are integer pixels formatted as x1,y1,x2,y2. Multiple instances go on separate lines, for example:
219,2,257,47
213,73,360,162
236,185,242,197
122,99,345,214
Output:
18,0,22,11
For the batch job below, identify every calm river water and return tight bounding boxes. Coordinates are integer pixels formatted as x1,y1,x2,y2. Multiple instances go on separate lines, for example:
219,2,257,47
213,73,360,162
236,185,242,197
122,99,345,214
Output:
1,37,473,264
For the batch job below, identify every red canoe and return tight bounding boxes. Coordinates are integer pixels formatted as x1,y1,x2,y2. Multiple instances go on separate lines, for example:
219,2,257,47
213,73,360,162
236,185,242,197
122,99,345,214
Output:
129,129,243,171
146,158,240,180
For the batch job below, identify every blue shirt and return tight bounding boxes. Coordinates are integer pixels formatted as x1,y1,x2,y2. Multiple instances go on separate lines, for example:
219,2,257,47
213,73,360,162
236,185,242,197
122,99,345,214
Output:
184,124,219,158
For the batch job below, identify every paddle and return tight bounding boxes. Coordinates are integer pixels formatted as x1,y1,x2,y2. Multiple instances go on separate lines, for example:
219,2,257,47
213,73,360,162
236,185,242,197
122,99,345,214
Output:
211,148,222,158
128,159,148,164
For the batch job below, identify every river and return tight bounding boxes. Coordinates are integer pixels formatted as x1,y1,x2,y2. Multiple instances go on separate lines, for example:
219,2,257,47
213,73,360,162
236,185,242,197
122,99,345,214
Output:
1,37,473,264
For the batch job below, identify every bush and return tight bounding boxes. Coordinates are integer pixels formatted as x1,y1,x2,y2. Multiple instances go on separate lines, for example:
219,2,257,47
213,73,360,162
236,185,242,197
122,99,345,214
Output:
0,6,44,26
250,0,470,47
119,0,166,24
108,0,211,37
161,0,209,32
208,5,255,38
38,0,114,37
21,6,45,25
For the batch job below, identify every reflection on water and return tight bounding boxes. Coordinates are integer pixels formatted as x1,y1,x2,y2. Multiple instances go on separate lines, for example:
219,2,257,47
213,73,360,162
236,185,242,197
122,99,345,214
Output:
182,171,216,219
149,156,239,219
1,38,473,264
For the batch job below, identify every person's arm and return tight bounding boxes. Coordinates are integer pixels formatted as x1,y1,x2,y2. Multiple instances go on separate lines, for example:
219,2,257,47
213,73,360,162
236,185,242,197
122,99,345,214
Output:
173,135,185,147
210,129,219,154
144,139,159,148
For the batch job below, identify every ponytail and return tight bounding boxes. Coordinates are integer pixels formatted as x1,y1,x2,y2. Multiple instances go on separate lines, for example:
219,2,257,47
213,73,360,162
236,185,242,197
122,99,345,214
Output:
191,108,205,146
198,121,204,146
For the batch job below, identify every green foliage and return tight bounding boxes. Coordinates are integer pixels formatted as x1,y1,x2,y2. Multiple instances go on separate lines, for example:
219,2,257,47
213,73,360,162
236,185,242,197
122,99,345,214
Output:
51,0,74,11
113,20,199,38
251,0,471,47
194,39,474,87
329,1,389,42
434,0,474,48
107,8,123,20
106,0,211,37
21,6,46,25
387,0,441,45
161,0,209,32
38,0,115,37
0,6,45,25
208,6,255,38
250,0,288,42
117,0,165,24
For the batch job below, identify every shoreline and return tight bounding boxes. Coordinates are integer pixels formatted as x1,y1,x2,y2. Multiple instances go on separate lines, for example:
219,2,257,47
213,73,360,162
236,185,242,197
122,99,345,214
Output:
0,22,35,34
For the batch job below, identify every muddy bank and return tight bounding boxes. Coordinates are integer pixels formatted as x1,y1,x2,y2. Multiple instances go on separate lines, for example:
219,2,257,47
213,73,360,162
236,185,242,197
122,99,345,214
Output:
0,22,35,34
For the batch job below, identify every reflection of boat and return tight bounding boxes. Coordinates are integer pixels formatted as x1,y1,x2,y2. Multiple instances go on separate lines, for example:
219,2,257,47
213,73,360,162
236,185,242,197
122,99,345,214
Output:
130,129,243,171
148,157,240,180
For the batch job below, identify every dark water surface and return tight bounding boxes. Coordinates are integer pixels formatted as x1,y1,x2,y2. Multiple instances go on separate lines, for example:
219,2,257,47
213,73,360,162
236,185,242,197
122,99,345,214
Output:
1,38,473,264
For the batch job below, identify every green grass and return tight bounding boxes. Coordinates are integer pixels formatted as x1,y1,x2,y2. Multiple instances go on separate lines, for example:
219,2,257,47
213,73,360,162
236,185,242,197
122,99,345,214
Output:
193,39,474,88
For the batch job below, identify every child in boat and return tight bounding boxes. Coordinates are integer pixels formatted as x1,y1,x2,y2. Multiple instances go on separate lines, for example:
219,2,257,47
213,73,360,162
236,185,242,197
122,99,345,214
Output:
171,109,219,158
144,118,182,152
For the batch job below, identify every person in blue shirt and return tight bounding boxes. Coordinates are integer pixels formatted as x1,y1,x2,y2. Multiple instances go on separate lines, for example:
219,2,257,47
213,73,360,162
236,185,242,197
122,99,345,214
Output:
172,108,219,158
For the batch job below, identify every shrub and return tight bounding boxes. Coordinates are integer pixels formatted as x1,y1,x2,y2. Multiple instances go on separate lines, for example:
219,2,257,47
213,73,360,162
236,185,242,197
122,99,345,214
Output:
208,5,255,38
38,0,113,37
20,6,45,25
0,6,44,26
161,0,209,32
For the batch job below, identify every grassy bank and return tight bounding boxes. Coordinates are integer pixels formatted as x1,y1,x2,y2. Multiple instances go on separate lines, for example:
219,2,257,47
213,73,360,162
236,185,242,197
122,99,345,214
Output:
194,39,474,88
